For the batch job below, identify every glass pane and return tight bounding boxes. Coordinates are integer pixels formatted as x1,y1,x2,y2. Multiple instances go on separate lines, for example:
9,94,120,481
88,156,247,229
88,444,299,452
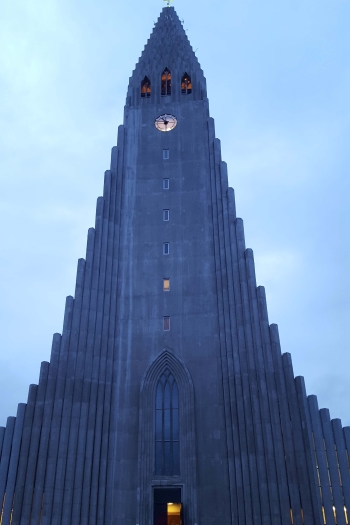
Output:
172,441,180,475
164,383,171,409
172,382,178,408
156,409,163,441
163,179,169,189
163,279,170,291
163,317,170,330
164,408,171,440
154,504,167,525
164,442,171,475
155,441,163,475
156,383,163,409
172,408,179,440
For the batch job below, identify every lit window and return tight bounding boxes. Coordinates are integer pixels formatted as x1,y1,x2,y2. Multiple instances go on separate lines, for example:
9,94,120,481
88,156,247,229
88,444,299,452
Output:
163,178,169,189
163,279,170,291
161,68,172,96
163,209,169,221
141,76,151,98
163,243,170,255
181,72,192,94
163,316,170,331
163,149,169,160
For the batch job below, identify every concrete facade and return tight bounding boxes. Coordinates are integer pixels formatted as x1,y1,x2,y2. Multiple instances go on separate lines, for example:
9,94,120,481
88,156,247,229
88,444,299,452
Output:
0,7,349,525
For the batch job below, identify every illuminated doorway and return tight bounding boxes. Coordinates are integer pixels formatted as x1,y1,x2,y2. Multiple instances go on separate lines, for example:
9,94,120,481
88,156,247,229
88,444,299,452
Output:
153,488,182,525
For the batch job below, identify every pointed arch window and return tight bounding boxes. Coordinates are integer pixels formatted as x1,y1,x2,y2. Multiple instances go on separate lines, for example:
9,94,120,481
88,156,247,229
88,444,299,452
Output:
155,370,180,476
181,72,192,94
141,76,151,98
161,68,172,96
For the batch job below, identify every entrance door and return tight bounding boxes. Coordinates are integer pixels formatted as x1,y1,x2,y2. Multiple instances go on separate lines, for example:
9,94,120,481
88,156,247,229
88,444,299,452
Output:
153,488,182,525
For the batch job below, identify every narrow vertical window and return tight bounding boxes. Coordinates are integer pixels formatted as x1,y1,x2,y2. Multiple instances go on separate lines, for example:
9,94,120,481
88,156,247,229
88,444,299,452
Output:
163,279,170,291
181,72,192,94
161,68,172,96
141,76,151,98
163,178,169,190
155,370,180,476
163,243,170,255
163,317,170,331
163,209,169,221
163,149,169,160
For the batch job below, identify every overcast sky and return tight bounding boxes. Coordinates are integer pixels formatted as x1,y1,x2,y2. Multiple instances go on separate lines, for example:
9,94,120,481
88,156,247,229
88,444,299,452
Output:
0,0,349,427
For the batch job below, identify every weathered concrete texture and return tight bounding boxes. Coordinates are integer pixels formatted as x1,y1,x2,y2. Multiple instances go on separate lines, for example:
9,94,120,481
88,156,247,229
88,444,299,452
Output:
0,6,349,525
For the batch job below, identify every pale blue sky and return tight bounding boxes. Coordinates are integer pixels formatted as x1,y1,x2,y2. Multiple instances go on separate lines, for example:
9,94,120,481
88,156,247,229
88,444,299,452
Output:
0,0,349,426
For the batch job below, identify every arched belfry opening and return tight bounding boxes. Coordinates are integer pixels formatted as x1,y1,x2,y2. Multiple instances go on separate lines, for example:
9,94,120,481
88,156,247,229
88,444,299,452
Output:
181,72,192,94
141,76,151,98
161,68,171,96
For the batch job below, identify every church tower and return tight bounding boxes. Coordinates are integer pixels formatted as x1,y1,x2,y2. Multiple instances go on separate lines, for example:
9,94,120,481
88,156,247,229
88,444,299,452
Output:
0,7,349,525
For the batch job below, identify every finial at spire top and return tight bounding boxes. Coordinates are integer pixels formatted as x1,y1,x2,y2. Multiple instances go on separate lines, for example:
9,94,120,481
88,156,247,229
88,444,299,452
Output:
163,0,174,7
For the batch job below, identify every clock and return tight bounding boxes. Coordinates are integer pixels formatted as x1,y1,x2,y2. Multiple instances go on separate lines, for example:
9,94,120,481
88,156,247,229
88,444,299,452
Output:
155,114,177,132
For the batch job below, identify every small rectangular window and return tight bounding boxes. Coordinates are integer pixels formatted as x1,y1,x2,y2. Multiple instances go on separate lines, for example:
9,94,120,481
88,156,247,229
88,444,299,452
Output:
163,209,169,221
163,149,169,160
163,279,170,291
163,178,169,189
163,316,170,331
163,243,170,255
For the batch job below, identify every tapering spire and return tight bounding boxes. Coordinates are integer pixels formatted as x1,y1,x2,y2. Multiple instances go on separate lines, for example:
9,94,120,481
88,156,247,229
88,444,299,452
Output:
128,7,206,105
132,7,202,80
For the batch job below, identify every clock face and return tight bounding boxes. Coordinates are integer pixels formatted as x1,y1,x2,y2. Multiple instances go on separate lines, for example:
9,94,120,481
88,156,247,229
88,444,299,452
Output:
155,114,177,132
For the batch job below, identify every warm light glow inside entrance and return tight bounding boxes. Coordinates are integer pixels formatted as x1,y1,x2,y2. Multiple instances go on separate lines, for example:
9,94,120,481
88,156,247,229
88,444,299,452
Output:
154,488,182,525
167,503,181,525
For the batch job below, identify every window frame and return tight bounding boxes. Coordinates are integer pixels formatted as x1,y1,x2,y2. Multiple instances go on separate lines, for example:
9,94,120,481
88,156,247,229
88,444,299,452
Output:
141,76,151,98
181,72,192,95
163,316,170,331
163,243,170,255
161,68,172,97
163,149,169,160
163,209,169,222
163,278,170,292
163,178,169,190
155,370,179,476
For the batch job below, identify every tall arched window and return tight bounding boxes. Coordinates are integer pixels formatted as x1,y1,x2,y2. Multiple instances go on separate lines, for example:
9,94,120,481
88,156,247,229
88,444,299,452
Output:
141,76,151,98
181,73,192,94
161,68,172,96
155,370,179,476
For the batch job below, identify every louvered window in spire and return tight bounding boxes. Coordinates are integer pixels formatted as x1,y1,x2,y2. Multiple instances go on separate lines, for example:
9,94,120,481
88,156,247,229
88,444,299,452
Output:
141,76,151,98
181,73,192,95
161,68,172,96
